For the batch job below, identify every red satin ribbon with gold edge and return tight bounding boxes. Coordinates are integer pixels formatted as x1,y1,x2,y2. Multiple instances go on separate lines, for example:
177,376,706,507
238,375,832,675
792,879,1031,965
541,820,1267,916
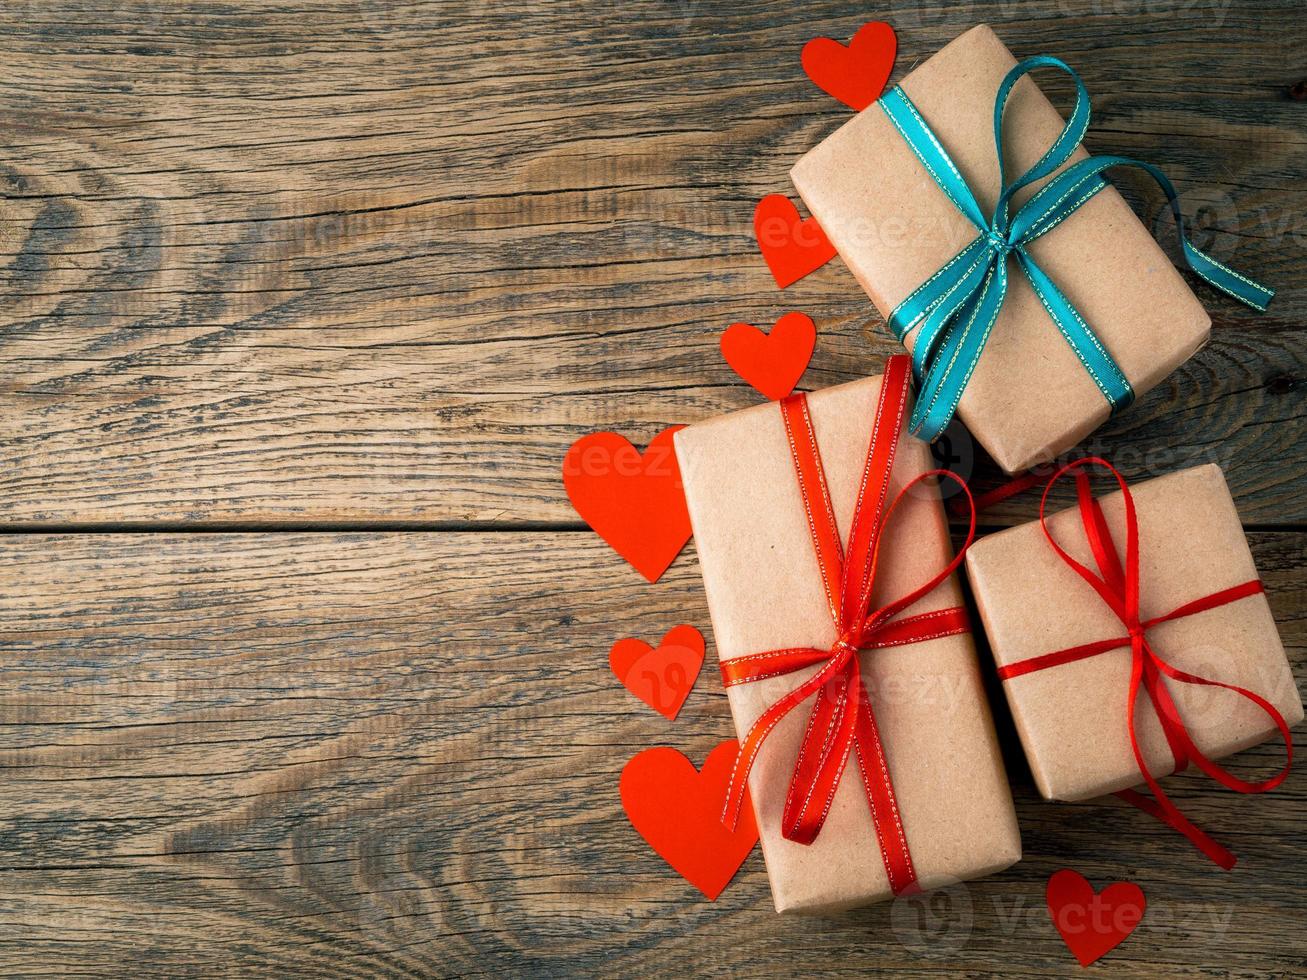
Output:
718,354,976,896
996,457,1293,869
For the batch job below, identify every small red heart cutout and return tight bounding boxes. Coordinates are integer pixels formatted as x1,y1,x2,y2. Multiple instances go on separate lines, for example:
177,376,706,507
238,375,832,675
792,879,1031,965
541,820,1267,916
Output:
801,21,897,111
610,625,704,720
754,194,837,289
1046,869,1146,967
563,427,691,582
720,312,816,400
620,740,758,900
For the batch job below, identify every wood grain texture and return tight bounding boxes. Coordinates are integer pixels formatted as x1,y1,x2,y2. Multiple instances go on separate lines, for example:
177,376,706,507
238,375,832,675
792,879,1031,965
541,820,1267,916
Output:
1,3,1304,977
0,0,1302,527
0,530,1303,976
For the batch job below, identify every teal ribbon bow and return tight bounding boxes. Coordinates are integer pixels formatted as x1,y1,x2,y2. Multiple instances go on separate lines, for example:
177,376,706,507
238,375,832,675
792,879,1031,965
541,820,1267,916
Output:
879,56,1274,442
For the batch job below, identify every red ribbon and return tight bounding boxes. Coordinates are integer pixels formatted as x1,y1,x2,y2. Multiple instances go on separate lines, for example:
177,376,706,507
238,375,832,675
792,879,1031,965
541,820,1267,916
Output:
718,355,976,896
996,457,1293,869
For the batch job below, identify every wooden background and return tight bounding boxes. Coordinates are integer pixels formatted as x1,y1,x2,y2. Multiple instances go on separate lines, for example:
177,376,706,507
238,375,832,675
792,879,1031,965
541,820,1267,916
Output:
0,0,1303,976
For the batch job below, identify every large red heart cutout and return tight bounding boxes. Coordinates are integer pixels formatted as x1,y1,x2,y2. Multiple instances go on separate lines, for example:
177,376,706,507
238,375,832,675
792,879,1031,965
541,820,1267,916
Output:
620,740,758,900
720,311,816,400
1046,869,1146,967
801,21,897,111
610,625,704,720
563,427,691,583
754,194,837,289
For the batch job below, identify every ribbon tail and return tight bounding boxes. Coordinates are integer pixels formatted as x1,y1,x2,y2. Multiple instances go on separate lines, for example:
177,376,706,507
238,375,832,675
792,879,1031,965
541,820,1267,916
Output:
887,234,990,342
910,261,1008,442
1140,653,1192,772
781,664,860,845
1180,236,1275,312
903,244,993,387
850,672,917,895
1148,651,1294,795
1113,787,1236,870
1124,643,1236,870
720,655,848,830
1015,155,1274,312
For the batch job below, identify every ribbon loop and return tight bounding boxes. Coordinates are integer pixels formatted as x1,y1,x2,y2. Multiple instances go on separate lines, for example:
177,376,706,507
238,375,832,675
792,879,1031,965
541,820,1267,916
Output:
879,57,1274,443
997,457,1293,868
718,355,976,895
991,56,1093,237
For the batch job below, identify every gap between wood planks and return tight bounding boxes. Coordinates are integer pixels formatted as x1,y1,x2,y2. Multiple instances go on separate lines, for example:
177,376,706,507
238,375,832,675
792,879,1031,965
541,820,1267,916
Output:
0,521,1303,535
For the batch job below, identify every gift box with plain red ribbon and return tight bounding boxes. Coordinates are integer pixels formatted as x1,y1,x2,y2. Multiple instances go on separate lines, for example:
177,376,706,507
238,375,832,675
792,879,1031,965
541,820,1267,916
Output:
965,462,1302,867
674,356,1020,913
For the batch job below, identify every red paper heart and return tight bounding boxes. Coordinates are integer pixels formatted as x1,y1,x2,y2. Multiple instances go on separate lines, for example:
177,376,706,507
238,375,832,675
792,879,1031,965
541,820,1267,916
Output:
563,427,691,583
720,311,816,400
620,740,758,900
754,194,837,289
801,21,897,111
610,625,705,720
1046,869,1147,967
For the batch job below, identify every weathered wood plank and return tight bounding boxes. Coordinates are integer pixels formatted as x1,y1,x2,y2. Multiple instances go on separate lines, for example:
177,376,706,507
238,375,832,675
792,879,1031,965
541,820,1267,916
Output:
0,1,1302,527
0,529,1302,975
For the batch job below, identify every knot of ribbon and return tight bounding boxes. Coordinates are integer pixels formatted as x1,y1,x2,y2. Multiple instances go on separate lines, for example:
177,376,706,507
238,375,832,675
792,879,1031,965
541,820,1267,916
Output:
985,229,1018,256
996,458,1293,868
719,355,976,896
879,56,1275,443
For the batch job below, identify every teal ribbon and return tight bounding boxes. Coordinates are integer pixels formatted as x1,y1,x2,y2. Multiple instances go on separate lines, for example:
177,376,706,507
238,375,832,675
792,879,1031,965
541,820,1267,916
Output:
879,56,1274,442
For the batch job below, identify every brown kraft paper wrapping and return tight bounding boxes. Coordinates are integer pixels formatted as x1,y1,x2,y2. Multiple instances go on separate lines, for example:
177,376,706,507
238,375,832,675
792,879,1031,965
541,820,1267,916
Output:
965,464,1303,802
675,375,1020,913
790,25,1211,474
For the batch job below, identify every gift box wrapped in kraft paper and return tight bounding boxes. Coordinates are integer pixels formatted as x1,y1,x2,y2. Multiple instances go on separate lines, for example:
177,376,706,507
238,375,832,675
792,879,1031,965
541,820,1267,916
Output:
674,357,1020,913
790,25,1274,474
965,461,1302,868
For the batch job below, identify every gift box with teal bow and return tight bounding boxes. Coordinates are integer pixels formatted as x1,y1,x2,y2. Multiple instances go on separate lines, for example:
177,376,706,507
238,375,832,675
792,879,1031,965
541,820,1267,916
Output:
792,25,1273,474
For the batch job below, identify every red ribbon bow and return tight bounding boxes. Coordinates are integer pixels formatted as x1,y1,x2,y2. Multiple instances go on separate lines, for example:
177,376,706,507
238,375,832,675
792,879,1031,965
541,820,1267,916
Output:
996,458,1293,869
718,355,975,896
